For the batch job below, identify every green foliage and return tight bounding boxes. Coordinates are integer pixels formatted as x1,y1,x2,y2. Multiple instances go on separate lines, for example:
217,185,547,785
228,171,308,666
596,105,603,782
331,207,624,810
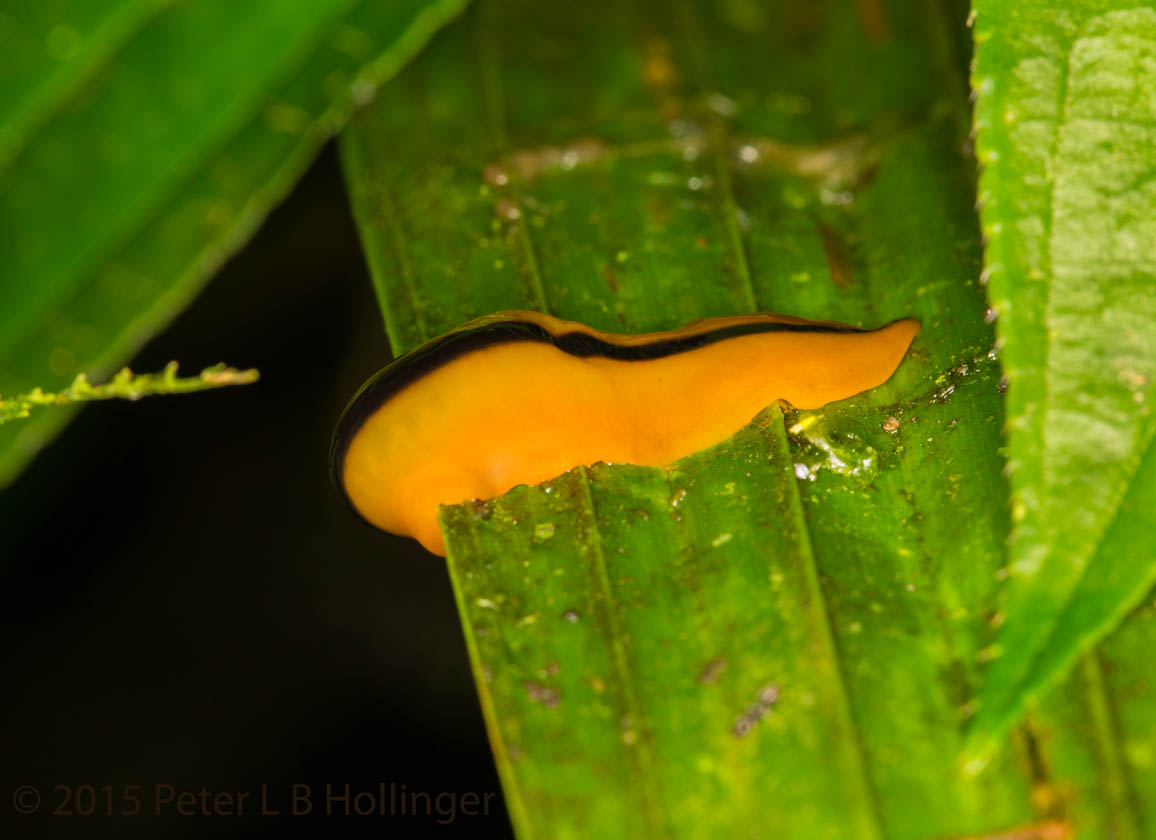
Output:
968,0,1156,754
2,0,1154,837
0,363,257,425
0,0,467,485
341,0,1156,836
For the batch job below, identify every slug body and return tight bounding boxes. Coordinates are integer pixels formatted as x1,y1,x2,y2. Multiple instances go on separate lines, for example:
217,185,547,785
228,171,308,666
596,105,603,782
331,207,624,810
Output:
332,311,920,556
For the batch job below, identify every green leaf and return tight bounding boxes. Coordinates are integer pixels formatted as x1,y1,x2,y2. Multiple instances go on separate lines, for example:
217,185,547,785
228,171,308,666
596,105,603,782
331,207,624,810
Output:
1028,610,1156,840
968,1,1156,749
338,0,1134,836
0,0,468,486
343,0,1156,835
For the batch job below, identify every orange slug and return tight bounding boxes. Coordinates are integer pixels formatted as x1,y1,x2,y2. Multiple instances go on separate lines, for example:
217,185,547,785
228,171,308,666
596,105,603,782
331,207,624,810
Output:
331,310,920,555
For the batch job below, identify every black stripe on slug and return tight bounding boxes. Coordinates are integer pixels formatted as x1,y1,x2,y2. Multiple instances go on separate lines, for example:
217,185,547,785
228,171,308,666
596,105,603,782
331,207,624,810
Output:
328,315,865,507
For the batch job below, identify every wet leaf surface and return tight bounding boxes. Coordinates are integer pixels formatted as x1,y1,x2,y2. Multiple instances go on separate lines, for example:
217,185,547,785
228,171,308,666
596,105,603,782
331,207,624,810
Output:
343,0,1156,836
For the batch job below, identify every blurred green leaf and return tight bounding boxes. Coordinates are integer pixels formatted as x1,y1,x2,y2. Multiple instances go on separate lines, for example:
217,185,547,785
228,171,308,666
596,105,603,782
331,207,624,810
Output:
0,0,468,485
969,1,1156,750
340,0,1156,836
0,0,169,171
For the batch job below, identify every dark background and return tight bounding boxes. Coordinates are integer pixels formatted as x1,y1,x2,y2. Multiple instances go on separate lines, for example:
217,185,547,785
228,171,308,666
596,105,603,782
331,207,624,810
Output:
0,145,512,838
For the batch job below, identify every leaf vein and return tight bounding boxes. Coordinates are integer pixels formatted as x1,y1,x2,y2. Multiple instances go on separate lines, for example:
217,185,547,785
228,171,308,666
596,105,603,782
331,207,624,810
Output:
764,410,886,840
575,465,669,834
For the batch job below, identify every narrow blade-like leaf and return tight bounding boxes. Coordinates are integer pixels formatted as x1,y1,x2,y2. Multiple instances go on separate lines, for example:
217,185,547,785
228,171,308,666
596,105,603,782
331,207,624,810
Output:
338,0,1090,836
969,0,1156,748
